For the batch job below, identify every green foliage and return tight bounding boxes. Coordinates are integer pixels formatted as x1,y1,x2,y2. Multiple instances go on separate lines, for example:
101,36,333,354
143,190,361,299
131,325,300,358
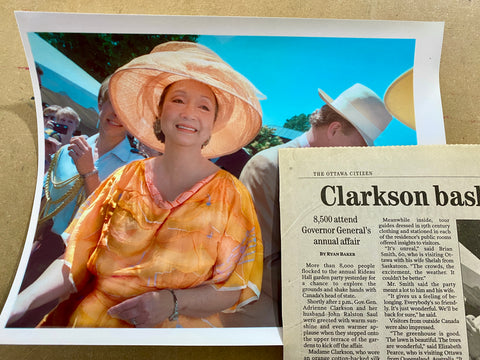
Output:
38,33,199,82
245,126,284,155
283,113,310,132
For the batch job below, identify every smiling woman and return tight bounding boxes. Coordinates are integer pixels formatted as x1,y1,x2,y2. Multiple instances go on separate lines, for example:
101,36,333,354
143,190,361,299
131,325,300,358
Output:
9,41,264,329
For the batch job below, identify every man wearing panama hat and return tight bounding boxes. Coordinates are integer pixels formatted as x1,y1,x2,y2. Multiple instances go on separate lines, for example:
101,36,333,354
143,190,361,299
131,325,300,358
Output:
227,83,393,327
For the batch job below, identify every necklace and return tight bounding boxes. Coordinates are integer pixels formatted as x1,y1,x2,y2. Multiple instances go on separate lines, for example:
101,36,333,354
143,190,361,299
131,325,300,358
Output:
39,150,86,224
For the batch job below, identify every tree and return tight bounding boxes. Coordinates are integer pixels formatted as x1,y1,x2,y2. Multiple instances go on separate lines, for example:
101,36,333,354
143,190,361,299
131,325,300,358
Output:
245,126,283,155
283,113,310,132
38,33,199,82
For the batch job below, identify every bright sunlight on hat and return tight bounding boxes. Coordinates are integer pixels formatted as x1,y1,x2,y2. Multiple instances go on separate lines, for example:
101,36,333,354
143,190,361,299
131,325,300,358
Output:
318,83,392,146
109,41,264,158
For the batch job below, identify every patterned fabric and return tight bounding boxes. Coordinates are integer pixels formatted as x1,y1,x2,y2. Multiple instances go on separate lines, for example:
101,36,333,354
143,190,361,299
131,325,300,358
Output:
220,134,309,327
40,159,263,328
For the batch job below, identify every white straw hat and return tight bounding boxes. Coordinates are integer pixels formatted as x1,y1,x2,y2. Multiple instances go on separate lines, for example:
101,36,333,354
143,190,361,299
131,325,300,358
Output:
318,83,392,145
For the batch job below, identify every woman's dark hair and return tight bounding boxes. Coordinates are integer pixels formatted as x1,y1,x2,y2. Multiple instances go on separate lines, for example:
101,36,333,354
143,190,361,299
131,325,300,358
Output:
153,83,173,142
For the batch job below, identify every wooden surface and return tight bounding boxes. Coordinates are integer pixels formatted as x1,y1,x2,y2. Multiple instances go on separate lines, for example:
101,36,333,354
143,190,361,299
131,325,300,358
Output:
1,1,479,359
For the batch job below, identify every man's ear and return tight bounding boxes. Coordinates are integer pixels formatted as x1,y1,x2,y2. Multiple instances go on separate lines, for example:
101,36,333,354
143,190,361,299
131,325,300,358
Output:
326,121,342,140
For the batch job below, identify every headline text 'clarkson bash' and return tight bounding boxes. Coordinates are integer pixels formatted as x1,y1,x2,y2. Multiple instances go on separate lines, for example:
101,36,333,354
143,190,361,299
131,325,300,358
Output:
319,185,480,207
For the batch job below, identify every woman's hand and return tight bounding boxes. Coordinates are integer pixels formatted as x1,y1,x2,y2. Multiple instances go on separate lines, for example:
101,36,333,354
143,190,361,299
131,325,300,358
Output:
107,290,174,328
68,136,95,176
107,286,241,327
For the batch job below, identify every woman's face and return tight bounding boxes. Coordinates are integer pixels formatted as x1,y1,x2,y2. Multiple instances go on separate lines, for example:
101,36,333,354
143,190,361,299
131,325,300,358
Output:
159,79,217,150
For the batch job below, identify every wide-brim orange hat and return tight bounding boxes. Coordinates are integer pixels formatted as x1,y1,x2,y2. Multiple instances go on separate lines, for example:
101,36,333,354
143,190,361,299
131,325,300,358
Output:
109,41,264,158
383,68,415,129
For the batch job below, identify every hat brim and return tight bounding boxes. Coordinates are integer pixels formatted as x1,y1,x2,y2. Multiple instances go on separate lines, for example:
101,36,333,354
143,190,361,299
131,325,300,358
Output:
383,68,415,129
109,43,263,158
317,88,373,146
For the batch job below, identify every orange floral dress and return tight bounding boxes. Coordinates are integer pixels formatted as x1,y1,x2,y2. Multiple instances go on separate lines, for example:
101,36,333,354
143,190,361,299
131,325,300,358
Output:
39,159,263,328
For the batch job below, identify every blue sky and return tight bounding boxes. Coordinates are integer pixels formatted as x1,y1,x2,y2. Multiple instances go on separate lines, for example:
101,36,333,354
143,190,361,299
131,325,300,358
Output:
198,35,416,145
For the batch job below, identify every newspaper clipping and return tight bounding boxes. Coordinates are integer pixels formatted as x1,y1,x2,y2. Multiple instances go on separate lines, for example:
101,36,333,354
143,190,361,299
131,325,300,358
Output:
279,145,479,360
